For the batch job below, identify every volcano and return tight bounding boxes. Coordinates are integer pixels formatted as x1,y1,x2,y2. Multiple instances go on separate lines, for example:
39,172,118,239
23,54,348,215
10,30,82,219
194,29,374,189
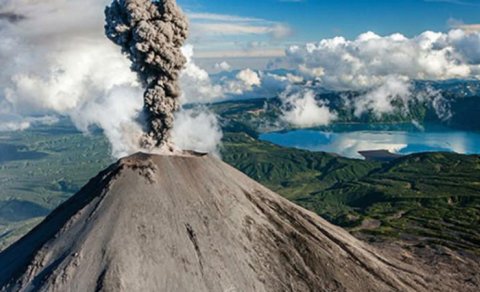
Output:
0,153,431,291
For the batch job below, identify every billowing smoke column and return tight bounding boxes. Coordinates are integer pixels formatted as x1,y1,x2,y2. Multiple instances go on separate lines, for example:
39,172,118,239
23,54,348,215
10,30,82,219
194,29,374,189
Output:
105,0,188,150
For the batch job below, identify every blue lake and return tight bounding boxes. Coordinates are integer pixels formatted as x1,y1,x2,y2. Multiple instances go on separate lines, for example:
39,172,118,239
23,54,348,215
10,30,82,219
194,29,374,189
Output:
259,124,480,159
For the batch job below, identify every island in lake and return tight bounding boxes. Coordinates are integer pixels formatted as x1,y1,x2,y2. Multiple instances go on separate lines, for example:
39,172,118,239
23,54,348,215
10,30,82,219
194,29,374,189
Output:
358,150,404,162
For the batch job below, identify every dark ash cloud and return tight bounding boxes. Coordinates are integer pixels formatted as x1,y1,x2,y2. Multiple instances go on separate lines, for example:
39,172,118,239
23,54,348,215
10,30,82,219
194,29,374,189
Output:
0,12,26,23
105,0,189,151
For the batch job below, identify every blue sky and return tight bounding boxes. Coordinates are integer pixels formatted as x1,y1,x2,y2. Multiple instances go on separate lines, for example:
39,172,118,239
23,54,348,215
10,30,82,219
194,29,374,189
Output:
178,0,480,62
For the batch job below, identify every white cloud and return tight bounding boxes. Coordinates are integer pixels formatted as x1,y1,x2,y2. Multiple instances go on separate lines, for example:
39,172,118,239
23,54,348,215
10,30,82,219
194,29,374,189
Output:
189,12,291,39
187,11,291,59
188,13,264,23
180,45,262,102
454,24,480,33
353,76,412,117
218,69,262,95
193,23,279,37
280,88,337,127
0,115,58,132
180,45,224,103
449,19,480,33
286,30,480,91
429,88,453,121
214,61,231,71
236,69,261,87
194,48,285,59
285,29,480,118
448,29,480,64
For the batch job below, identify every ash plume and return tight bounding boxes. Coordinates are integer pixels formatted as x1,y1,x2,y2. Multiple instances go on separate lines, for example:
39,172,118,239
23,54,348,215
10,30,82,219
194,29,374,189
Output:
105,0,188,151
0,12,26,23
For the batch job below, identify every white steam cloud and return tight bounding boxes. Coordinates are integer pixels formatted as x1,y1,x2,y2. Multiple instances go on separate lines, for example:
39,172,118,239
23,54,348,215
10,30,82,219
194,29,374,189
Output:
353,76,412,118
69,85,144,157
172,108,223,155
0,0,145,158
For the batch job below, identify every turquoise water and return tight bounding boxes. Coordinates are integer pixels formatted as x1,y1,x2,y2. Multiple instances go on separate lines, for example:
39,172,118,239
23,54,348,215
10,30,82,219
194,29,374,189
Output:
259,124,480,159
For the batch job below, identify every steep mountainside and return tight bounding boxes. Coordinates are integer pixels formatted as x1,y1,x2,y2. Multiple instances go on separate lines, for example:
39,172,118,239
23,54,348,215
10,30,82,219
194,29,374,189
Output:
1,153,434,292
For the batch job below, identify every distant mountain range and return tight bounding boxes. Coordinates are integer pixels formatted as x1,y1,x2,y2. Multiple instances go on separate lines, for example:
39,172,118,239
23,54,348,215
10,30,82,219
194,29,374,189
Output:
208,79,480,133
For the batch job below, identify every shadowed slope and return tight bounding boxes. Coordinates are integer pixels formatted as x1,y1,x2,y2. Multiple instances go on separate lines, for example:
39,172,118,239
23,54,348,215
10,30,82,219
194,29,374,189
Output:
0,153,430,291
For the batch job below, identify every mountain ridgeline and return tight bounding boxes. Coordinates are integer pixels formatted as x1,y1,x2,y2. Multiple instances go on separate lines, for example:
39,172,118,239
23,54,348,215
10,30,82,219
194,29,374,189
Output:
209,79,480,132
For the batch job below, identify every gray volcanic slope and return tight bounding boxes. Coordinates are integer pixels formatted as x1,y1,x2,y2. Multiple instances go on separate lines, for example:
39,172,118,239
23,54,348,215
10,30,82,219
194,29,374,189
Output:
0,153,433,292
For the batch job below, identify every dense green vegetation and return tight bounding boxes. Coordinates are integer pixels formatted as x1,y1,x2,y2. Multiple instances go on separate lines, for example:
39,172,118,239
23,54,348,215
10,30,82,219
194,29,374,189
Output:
221,132,380,200
0,121,113,249
221,132,480,253
0,122,112,207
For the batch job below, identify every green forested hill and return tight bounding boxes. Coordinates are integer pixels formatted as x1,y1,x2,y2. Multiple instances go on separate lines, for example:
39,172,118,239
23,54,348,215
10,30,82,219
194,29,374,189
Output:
222,132,480,253
221,132,380,199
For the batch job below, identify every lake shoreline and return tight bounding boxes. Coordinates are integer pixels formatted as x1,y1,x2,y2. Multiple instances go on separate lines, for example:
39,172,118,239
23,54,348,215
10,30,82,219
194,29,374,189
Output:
259,123,480,159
